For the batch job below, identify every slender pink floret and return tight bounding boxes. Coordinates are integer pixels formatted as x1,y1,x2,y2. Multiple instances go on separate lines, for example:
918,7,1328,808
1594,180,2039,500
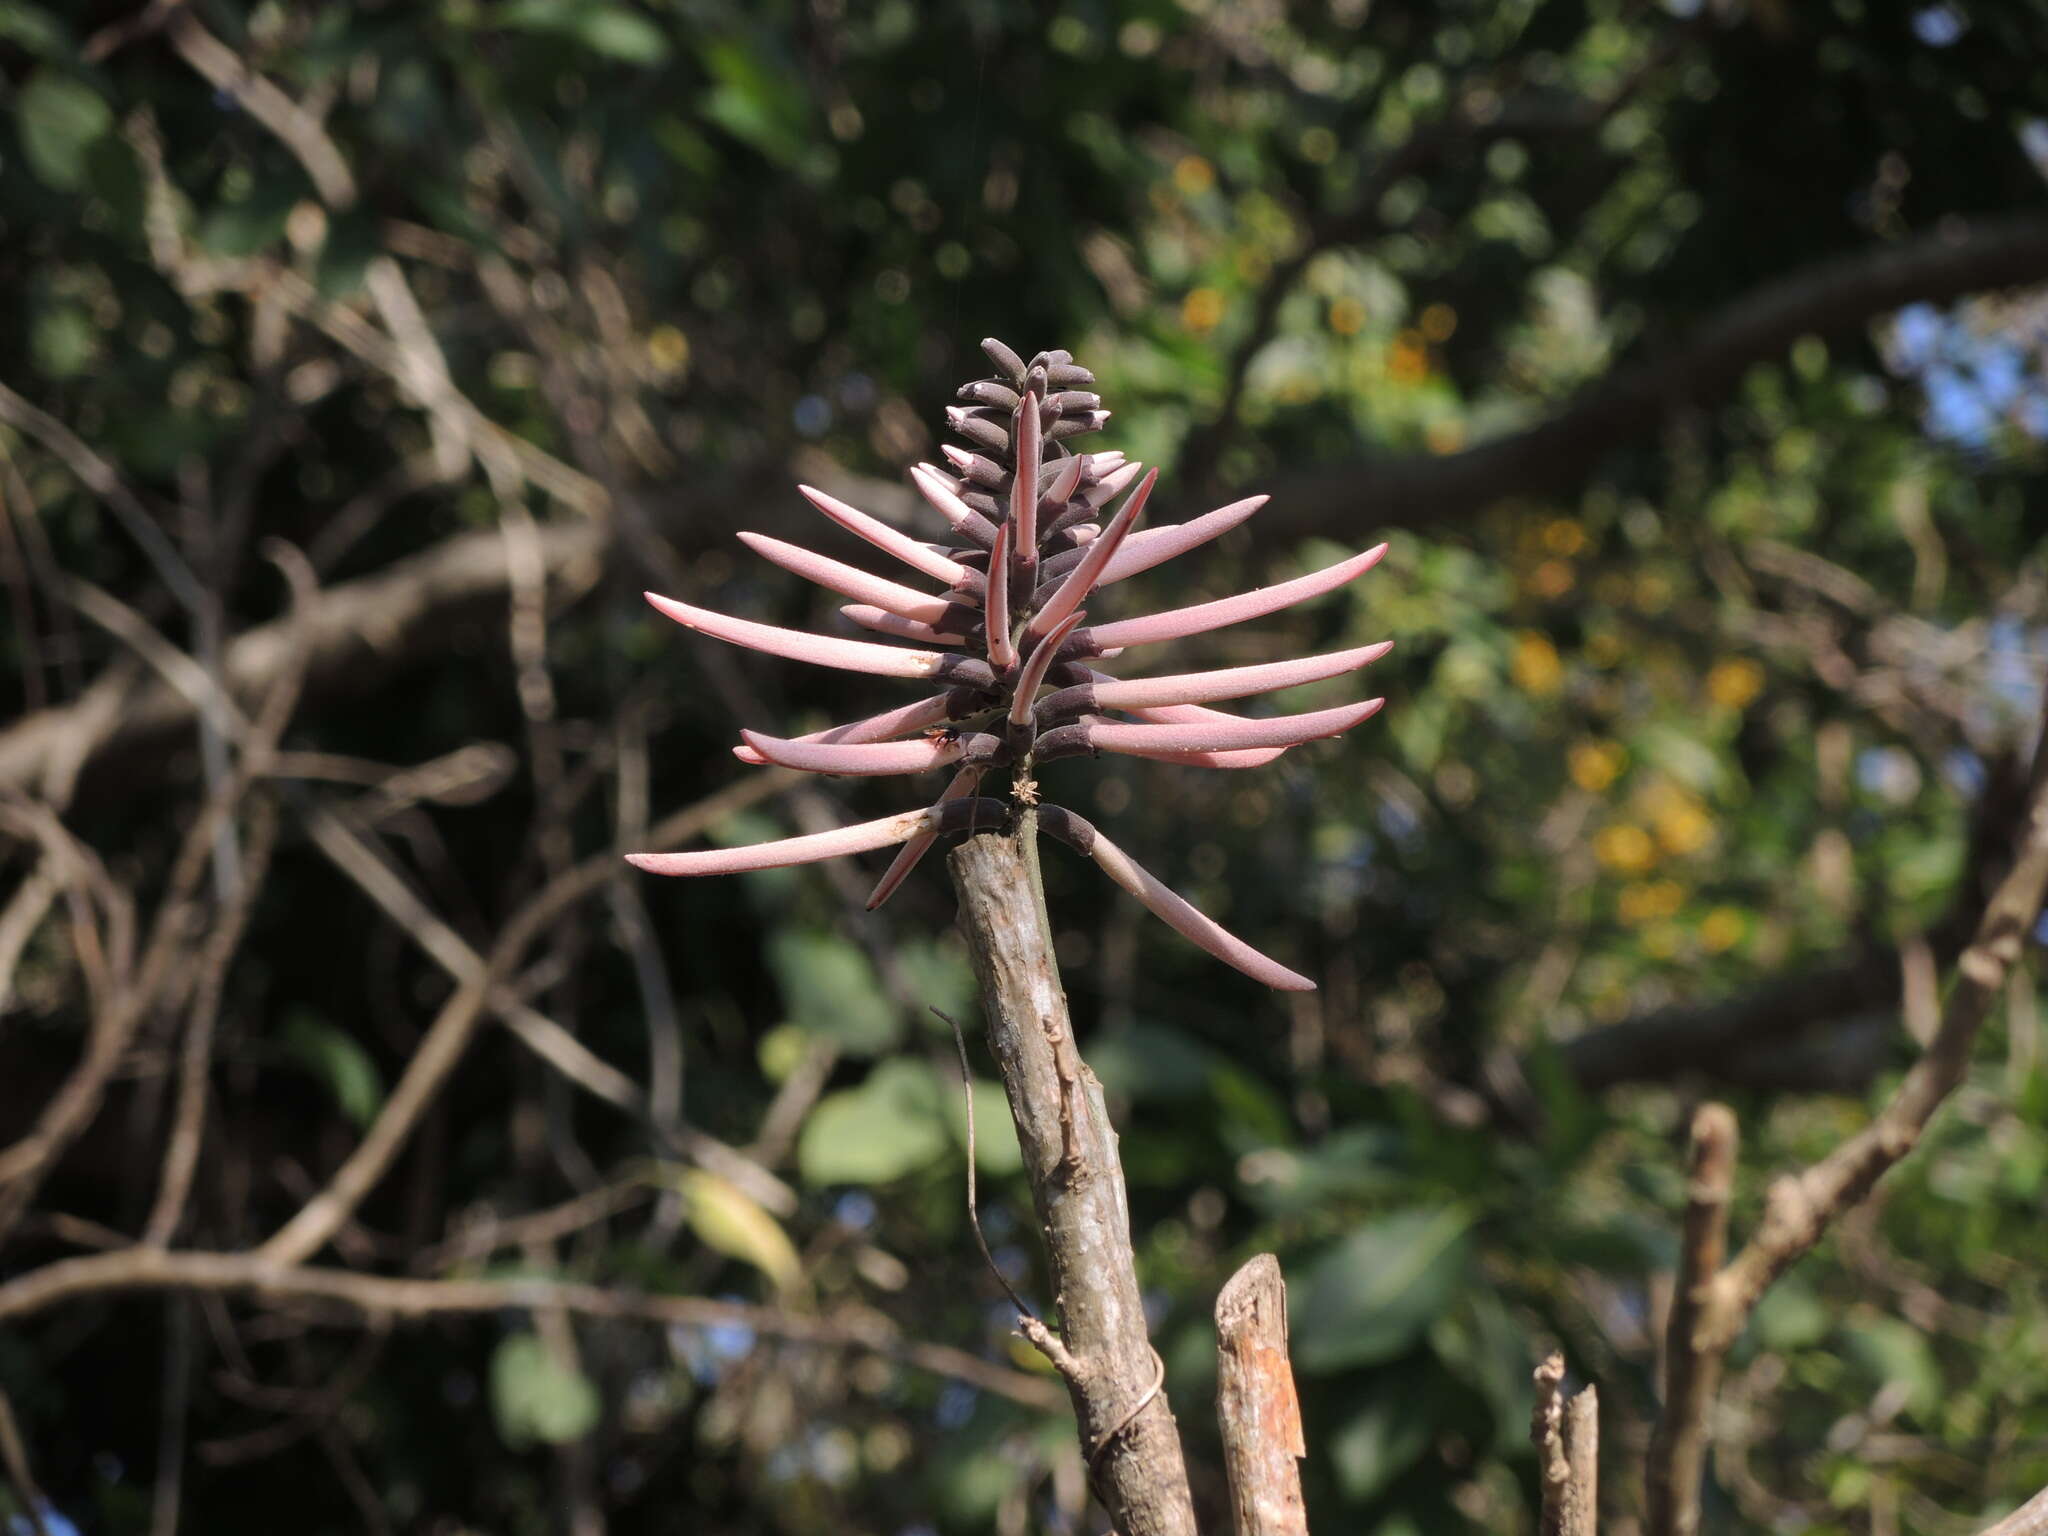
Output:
630,339,1393,989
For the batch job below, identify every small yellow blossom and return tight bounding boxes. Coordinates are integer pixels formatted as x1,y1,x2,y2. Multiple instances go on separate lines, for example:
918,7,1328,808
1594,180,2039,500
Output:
1641,921,1684,959
1594,823,1657,875
1388,331,1429,384
1542,518,1586,556
1699,906,1746,953
646,324,691,376
1706,657,1765,711
1329,297,1366,336
1569,739,1627,793
1525,558,1575,599
1618,879,1684,925
1173,155,1216,195
1510,631,1563,695
1182,287,1226,333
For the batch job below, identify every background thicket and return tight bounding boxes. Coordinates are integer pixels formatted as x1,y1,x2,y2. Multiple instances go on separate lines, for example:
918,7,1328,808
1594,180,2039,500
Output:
3,2,2048,1534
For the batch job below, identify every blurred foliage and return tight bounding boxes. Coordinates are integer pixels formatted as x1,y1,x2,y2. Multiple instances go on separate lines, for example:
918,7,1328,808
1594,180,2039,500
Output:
3,1,2048,1534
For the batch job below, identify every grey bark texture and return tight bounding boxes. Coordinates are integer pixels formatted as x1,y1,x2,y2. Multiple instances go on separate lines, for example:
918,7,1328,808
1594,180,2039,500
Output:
949,820,1198,1536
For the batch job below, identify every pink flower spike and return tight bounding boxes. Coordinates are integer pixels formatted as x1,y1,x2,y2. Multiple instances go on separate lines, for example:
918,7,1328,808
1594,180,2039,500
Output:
1085,698,1384,754
840,605,969,646
1011,390,1041,559
1008,611,1088,727
795,484,973,586
737,532,954,625
1025,468,1156,644
1077,542,1389,652
732,693,955,765
983,521,1017,669
627,807,938,876
738,730,969,777
1038,810,1313,990
866,766,985,909
1087,642,1394,710
644,590,977,682
910,464,999,548
1095,495,1267,586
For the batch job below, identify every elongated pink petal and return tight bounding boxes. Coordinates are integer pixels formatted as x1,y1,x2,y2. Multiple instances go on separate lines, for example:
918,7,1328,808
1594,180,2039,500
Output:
1094,495,1267,585
628,808,936,876
1110,743,1289,768
1042,454,1084,505
840,605,969,645
732,693,955,766
796,484,973,586
1009,611,1088,726
1025,469,1156,643
1080,825,1313,991
1078,543,1388,651
1088,642,1393,709
1086,699,1383,754
738,532,953,625
644,591,958,680
1081,460,1145,509
984,520,1016,668
1011,390,1041,559
867,766,984,909
738,730,966,777
910,464,999,548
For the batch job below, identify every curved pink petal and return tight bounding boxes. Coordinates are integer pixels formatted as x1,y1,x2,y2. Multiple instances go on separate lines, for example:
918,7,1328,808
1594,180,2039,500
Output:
795,484,973,586
739,730,966,777
867,766,985,909
1078,543,1388,651
983,520,1016,668
732,693,955,766
840,605,969,646
1087,698,1384,754
1011,389,1041,559
1109,743,1289,768
1009,610,1088,726
1088,642,1393,710
910,464,999,548
1085,827,1314,991
644,590,952,680
1094,495,1267,586
738,532,954,625
1026,469,1156,644
1081,460,1145,509
627,808,935,876
1042,454,1084,505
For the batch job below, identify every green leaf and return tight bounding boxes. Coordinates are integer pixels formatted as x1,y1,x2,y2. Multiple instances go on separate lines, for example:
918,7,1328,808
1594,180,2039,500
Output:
495,1,670,65
1329,1393,1433,1500
940,1077,1023,1177
30,306,95,379
489,1333,600,1447
0,3,70,57
767,929,898,1055
797,1058,949,1185
669,1169,802,1293
17,70,111,191
1292,1206,1475,1373
279,1013,384,1129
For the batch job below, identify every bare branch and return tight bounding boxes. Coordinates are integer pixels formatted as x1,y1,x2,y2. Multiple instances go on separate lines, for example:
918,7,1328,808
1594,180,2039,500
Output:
1532,1352,1598,1536
1646,1104,1739,1536
1215,1254,1307,1536
0,1247,1064,1412
950,821,1198,1536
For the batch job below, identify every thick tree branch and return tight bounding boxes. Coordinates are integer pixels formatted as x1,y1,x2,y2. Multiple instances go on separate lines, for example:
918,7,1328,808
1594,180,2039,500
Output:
1215,1254,1307,1536
950,821,1198,1536
1258,214,2048,536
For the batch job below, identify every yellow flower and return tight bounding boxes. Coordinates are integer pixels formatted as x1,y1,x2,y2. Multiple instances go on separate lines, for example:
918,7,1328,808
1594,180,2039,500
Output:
1706,658,1765,711
1174,155,1216,195
1641,921,1683,959
1387,331,1429,384
1569,739,1626,793
1511,631,1563,695
1542,518,1586,556
1525,558,1575,599
1182,287,1226,333
646,324,691,377
1594,824,1656,875
1699,906,1746,953
1329,297,1366,336
1618,879,1684,925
